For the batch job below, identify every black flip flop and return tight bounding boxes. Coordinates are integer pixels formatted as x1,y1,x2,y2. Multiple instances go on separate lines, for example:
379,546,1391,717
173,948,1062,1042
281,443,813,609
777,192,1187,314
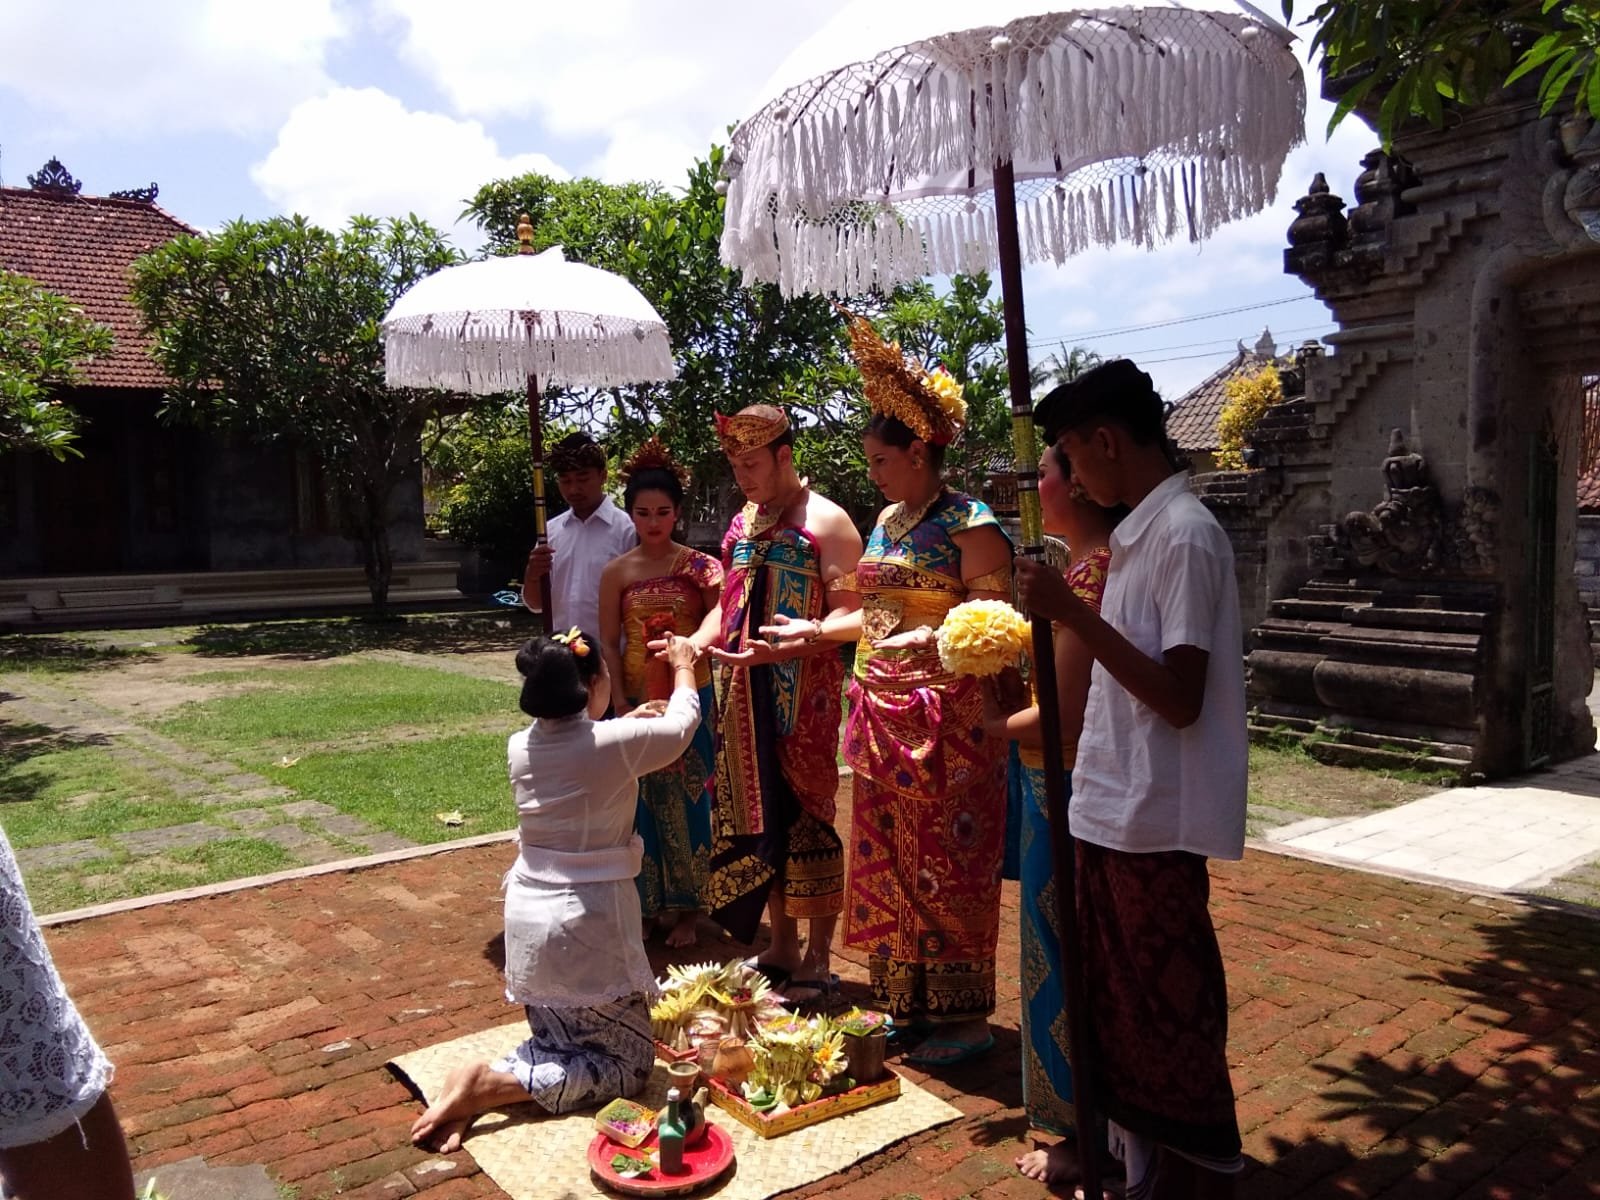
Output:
745,960,793,990
784,973,840,1010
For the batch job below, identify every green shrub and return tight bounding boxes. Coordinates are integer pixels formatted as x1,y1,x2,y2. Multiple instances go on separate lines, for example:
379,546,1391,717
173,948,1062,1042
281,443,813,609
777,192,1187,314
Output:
1215,365,1282,471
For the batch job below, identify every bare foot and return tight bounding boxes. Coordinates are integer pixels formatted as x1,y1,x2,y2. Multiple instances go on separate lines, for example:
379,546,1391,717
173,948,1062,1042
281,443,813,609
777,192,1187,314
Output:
409,1061,534,1153
665,912,700,949
1017,1139,1078,1184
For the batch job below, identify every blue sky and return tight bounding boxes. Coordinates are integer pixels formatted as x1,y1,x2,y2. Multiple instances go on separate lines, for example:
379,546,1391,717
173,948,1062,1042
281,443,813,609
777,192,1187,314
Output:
0,0,1376,402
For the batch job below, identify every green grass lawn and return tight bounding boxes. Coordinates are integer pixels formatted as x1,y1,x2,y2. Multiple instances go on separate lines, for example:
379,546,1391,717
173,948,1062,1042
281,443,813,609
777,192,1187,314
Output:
20,836,298,915
255,733,517,843
155,659,518,752
150,659,523,842
0,744,211,846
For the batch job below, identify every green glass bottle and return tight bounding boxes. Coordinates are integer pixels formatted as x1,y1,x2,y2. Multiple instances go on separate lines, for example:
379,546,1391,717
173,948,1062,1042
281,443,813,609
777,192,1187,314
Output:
657,1086,687,1175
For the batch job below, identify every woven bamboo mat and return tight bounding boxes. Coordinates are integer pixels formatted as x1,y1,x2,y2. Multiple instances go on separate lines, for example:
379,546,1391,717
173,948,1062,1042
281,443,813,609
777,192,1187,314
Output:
389,1022,961,1200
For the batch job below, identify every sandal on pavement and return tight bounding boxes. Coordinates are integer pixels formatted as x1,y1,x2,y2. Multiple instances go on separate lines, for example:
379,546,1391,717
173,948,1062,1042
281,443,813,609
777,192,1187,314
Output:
904,1033,996,1068
783,973,839,1009
885,1017,934,1045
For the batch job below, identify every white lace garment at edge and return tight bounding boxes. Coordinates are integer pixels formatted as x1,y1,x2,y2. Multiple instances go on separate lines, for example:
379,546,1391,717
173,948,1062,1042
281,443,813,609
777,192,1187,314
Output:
502,686,701,1008
0,827,113,1149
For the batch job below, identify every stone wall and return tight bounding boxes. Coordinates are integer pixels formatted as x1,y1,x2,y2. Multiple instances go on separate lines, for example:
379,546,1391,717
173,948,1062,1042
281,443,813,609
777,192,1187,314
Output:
1258,82,1600,776
1578,514,1600,610
1192,470,1270,647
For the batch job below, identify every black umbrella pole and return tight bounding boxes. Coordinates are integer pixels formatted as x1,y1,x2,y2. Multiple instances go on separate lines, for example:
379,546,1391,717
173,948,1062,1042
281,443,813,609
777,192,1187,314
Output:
993,159,1105,1195
527,373,554,635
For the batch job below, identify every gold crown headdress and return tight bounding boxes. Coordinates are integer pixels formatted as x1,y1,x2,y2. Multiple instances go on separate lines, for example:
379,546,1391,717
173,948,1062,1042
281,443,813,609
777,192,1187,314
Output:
841,310,967,447
622,436,690,489
715,405,790,456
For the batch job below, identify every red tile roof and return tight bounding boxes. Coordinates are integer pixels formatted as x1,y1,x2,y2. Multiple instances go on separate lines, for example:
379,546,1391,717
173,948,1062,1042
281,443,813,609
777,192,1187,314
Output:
0,183,197,390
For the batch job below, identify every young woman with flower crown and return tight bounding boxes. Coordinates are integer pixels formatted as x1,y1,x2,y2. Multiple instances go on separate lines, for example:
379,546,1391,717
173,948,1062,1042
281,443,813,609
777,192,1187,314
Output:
597,439,723,949
410,627,703,1154
762,313,1011,1063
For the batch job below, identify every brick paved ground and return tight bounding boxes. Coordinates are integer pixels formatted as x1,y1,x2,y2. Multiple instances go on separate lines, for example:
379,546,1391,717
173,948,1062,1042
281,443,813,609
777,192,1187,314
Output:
44,788,1600,1200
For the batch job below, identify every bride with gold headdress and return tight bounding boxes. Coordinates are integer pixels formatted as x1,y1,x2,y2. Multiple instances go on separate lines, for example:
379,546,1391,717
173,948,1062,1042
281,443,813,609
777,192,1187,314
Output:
597,439,723,948
761,314,1012,1056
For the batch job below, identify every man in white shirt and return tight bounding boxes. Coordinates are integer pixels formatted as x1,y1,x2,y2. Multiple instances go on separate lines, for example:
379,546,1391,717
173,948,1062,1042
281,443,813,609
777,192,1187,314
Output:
1018,359,1246,1200
523,433,637,637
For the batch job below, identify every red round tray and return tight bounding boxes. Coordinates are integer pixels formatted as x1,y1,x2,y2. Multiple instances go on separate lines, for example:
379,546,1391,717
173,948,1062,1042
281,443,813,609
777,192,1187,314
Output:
588,1123,735,1197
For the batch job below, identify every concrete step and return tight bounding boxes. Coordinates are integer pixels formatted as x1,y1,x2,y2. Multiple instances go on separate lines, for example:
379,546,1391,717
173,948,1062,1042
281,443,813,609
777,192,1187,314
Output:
1349,606,1488,632
1271,598,1363,621
1300,583,1384,604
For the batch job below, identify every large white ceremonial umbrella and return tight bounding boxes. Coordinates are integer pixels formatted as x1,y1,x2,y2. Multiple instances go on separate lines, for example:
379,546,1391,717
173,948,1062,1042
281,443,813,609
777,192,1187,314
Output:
720,4,1304,1187
383,216,675,629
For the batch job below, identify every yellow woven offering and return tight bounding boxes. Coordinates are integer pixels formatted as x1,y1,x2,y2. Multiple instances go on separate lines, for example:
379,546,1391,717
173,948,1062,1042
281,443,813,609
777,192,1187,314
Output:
935,599,1031,678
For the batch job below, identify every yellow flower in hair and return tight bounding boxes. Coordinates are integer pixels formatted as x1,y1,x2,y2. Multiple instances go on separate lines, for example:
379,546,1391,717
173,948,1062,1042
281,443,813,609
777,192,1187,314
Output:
935,599,1031,678
923,366,967,430
553,626,590,657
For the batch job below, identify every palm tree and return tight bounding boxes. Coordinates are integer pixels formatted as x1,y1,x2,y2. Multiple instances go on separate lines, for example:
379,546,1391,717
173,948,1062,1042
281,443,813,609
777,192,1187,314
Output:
1030,345,1103,396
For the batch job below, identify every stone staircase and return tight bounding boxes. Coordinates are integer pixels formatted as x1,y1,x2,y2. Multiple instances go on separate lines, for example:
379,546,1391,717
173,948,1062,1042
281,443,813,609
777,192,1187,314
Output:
1248,576,1495,776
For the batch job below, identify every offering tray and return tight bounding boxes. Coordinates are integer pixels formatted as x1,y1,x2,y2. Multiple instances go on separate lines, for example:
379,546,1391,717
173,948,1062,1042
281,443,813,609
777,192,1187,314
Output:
588,1123,735,1197
704,1069,901,1138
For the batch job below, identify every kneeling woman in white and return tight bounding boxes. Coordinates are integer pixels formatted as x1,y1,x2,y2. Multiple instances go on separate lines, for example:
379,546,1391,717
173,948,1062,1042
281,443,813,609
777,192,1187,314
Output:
411,627,703,1153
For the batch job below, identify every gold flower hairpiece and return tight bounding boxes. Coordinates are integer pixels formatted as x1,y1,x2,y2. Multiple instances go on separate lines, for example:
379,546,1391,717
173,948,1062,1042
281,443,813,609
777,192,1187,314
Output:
839,309,967,447
552,627,591,657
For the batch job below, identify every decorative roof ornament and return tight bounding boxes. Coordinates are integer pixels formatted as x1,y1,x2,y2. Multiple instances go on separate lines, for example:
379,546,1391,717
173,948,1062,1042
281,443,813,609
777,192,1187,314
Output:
28,157,81,195
110,183,160,204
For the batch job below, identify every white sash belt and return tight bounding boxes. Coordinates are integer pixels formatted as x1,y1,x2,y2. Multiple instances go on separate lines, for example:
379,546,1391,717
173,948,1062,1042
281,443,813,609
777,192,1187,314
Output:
511,835,643,885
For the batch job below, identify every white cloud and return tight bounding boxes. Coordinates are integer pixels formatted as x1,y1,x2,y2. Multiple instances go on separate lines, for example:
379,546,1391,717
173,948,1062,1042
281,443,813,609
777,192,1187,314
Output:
0,0,348,136
374,0,847,184
251,87,568,239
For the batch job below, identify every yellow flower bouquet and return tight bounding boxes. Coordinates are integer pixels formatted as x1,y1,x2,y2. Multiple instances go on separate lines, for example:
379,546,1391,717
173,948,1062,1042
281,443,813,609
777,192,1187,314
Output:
935,598,1031,678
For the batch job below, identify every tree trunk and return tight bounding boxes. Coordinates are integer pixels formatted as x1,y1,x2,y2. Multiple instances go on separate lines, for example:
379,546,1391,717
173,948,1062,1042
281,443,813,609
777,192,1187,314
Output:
356,480,394,613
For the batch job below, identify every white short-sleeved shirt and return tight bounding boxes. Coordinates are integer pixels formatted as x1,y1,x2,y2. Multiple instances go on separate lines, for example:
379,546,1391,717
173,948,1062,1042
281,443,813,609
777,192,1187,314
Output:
538,497,637,636
1070,472,1248,860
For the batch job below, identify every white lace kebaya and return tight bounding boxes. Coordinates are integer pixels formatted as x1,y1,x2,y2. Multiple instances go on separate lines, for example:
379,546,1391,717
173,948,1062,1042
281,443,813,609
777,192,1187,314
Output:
0,827,114,1149
501,686,702,1008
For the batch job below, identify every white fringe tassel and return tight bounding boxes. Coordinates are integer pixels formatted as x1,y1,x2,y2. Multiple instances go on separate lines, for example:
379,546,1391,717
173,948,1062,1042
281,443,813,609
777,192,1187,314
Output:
721,8,1306,297
383,313,676,395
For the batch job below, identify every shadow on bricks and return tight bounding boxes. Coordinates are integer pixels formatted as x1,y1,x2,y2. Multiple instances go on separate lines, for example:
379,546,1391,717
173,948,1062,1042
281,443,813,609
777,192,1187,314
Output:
1228,882,1600,1199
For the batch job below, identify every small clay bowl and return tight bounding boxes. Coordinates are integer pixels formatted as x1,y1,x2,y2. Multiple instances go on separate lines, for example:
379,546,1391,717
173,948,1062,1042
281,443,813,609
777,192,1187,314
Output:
667,1059,701,1092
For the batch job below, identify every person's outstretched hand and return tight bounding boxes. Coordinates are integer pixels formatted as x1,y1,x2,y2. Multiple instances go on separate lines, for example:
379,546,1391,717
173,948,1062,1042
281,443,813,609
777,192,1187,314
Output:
663,634,700,672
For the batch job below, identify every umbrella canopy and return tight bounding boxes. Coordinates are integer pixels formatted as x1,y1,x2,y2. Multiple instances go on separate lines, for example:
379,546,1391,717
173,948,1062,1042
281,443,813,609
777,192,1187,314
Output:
721,1,1305,296
382,244,675,394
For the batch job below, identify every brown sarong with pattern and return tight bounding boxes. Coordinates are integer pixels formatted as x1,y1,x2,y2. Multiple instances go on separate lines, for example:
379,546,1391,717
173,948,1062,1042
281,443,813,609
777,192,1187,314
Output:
1076,841,1241,1162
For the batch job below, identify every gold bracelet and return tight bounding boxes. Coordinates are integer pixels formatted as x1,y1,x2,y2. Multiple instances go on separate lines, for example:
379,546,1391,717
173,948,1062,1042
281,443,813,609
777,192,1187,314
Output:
804,619,825,644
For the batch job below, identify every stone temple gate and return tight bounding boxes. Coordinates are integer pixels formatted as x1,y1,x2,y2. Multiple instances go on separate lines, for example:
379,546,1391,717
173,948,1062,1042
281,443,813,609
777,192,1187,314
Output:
1215,78,1600,780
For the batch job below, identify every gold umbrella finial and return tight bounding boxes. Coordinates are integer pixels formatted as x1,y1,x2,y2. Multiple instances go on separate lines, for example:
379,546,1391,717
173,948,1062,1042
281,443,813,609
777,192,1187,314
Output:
516,212,535,254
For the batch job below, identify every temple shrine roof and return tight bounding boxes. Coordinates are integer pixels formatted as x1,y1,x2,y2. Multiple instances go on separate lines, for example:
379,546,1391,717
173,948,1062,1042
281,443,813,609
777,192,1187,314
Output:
1166,328,1289,454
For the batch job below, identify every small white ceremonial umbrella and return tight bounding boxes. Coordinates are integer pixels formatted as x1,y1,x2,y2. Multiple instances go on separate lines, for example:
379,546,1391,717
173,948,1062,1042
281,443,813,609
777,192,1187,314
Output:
720,6,1304,1189
383,216,675,628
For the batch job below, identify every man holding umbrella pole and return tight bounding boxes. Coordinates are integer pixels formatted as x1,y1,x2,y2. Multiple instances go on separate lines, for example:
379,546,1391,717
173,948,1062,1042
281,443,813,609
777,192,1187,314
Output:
1016,360,1248,1200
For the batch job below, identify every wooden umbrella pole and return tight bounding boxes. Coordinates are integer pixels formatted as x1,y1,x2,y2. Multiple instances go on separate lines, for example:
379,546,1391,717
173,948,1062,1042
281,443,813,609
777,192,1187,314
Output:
993,158,1105,1196
527,371,554,635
